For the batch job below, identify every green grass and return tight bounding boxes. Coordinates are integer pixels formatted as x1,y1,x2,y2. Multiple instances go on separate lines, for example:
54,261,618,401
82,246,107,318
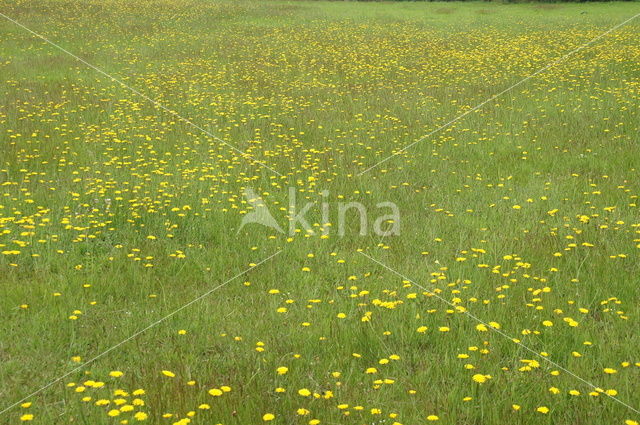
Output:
1,0,640,424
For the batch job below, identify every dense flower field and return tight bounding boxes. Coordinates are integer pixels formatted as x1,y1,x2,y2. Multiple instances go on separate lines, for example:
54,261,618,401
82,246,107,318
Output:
1,0,639,424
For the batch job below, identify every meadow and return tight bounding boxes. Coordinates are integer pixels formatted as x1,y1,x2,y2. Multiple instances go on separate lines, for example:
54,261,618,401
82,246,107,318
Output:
1,0,640,424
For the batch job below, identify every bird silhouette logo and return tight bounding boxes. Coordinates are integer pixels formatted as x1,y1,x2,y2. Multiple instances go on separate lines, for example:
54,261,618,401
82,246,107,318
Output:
237,187,284,234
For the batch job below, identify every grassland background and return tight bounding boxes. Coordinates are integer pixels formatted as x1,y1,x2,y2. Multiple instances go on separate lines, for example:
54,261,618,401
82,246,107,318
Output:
1,0,640,424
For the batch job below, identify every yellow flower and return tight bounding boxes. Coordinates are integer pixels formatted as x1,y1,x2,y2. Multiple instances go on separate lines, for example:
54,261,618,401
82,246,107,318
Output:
20,414,34,421
208,388,223,397
262,413,275,421
427,415,439,421
298,388,311,397
472,374,489,384
134,412,148,421
276,366,288,375
536,406,549,414
161,370,175,378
